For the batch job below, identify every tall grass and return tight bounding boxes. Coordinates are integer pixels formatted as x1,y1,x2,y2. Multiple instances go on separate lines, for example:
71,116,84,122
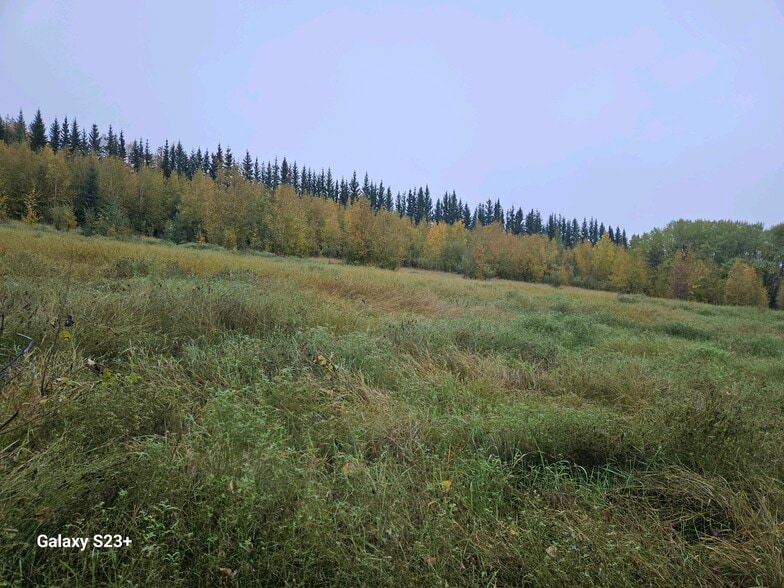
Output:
1,222,782,586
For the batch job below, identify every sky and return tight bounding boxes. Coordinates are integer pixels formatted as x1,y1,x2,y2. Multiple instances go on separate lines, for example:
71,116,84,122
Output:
1,0,783,236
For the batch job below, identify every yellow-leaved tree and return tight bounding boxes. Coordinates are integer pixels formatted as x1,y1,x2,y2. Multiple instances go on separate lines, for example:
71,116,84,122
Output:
609,247,631,291
344,196,376,264
724,260,768,307
592,233,616,284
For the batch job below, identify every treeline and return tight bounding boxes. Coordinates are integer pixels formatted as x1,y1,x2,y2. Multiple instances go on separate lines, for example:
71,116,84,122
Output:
0,108,781,308
0,109,626,244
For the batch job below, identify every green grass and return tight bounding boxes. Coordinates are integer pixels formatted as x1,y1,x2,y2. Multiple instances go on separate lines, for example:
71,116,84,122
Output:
1,222,782,587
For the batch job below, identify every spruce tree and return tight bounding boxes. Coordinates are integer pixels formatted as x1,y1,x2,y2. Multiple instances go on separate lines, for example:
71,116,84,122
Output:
349,171,360,202
253,158,261,183
69,119,80,154
162,140,171,178
13,109,26,143
29,109,47,151
79,129,89,155
272,157,280,188
300,167,308,194
215,144,224,167
61,116,70,149
88,123,101,155
118,131,127,160
362,172,371,199
49,118,61,153
291,161,299,193
242,150,253,181
325,169,334,199
280,157,289,185
106,125,118,157
376,181,385,210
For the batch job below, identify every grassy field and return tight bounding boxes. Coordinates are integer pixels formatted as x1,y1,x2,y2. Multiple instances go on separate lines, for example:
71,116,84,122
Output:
1,222,782,587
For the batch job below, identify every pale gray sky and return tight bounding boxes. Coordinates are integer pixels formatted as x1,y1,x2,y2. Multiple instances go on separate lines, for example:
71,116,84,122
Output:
2,0,783,235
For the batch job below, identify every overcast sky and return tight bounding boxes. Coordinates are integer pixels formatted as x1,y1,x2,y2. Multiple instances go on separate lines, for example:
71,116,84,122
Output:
2,0,783,236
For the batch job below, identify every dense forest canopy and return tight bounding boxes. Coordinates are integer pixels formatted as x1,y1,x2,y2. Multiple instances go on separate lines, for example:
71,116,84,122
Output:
1,108,781,308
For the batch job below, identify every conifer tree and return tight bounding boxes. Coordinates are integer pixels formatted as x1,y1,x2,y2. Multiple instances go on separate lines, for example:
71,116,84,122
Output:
349,171,360,202
29,109,47,151
118,131,127,160
162,140,171,178
13,109,26,143
79,128,89,155
291,161,300,193
241,150,253,181
280,157,289,185
253,158,261,183
88,123,101,155
272,157,280,188
48,118,61,153
106,125,118,157
69,119,80,154
61,116,70,149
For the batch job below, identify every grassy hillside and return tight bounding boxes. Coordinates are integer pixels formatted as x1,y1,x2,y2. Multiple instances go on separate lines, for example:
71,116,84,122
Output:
1,222,782,587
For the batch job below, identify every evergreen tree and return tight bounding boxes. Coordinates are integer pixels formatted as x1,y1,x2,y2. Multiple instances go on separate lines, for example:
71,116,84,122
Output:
272,157,280,188
13,109,26,143
106,125,118,157
119,131,127,161
241,150,253,181
61,115,70,149
349,171,360,202
48,118,61,153
79,128,89,155
280,157,289,185
29,109,47,151
224,146,234,169
144,139,152,166
162,140,171,178
253,158,261,184
291,161,299,193
377,181,385,210
362,172,371,199
69,119,80,154
174,141,187,175
339,179,349,206
88,123,101,155
325,168,334,199
215,144,224,168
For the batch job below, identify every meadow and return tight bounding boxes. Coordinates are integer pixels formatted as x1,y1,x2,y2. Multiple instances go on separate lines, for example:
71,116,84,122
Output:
0,222,782,587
